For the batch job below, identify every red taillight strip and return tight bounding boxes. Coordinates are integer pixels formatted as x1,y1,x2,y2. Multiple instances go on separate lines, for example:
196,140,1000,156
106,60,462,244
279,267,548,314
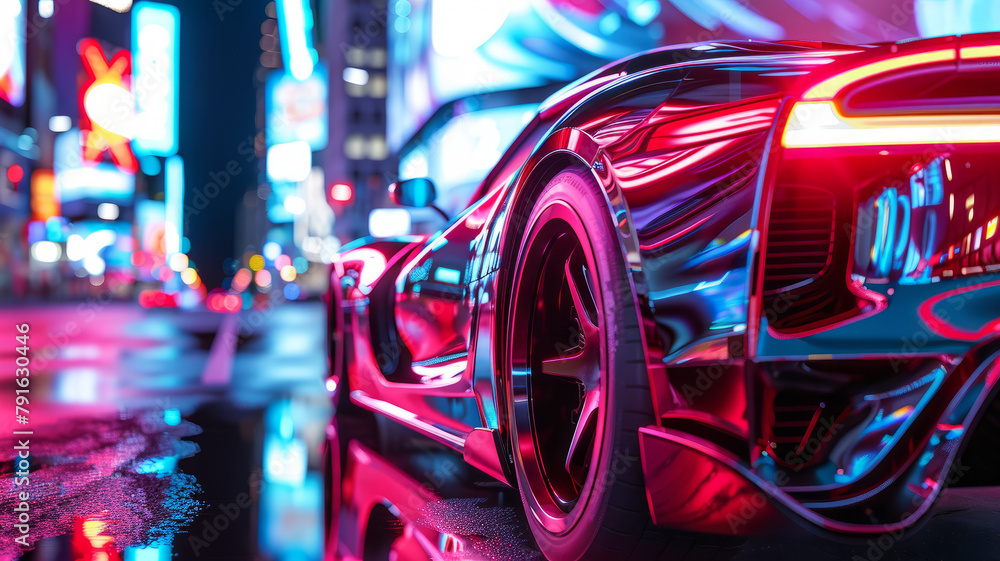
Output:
802,49,956,101
959,45,1000,59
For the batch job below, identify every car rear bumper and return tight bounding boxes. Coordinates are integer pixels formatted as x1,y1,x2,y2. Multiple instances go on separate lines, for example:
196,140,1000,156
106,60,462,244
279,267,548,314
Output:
640,349,1000,536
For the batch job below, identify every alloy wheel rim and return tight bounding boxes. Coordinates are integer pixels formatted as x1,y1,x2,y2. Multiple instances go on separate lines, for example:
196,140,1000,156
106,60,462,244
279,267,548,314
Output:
510,200,606,534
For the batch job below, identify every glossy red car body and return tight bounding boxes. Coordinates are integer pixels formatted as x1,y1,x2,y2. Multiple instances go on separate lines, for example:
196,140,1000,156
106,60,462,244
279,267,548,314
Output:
327,34,1000,558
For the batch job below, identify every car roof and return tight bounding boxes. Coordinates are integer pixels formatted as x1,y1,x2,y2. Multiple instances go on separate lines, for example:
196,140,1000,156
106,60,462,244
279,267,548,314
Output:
537,40,864,117
562,33,1000,106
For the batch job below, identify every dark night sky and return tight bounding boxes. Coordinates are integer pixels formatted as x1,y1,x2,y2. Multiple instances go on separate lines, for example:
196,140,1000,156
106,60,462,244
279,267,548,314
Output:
175,0,267,289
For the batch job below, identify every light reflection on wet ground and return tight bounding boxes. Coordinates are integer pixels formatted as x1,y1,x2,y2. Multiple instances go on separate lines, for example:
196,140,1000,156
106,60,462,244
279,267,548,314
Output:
1,301,330,560
0,413,202,558
417,498,542,561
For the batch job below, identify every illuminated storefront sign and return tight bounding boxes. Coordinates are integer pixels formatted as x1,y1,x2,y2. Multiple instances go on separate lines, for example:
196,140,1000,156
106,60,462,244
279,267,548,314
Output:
136,199,166,254
266,65,328,149
79,38,138,174
67,221,133,275
0,0,26,107
266,141,311,183
293,168,335,260
132,1,180,156
29,169,60,221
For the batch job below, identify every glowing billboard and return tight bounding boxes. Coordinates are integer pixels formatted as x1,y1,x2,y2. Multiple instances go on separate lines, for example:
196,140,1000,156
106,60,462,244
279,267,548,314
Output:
30,169,59,221
266,66,328,149
388,0,1000,153
55,129,135,203
275,0,318,80
132,2,180,157
387,0,661,149
164,155,183,255
136,199,166,255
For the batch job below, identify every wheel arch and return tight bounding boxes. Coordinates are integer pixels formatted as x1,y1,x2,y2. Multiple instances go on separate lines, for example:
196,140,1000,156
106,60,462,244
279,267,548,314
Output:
490,126,651,478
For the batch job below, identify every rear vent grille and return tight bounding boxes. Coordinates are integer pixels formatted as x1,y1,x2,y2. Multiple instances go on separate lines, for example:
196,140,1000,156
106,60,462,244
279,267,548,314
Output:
763,186,836,294
766,390,841,468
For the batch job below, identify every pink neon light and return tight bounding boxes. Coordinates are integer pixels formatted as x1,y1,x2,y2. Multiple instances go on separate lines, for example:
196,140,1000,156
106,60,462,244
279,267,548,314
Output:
918,279,1000,341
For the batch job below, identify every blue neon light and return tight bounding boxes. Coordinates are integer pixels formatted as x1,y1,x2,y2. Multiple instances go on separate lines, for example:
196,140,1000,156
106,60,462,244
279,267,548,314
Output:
275,0,318,80
165,155,184,255
132,2,180,156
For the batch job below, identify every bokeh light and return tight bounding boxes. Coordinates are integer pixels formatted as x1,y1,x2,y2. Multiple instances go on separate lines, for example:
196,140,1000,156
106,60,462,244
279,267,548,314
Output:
168,253,189,272
255,269,272,288
6,164,23,183
293,256,309,273
232,268,253,292
180,267,198,285
263,241,282,260
249,254,265,271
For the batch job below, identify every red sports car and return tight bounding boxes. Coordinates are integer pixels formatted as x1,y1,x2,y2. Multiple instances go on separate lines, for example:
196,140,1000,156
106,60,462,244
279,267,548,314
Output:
326,35,1000,560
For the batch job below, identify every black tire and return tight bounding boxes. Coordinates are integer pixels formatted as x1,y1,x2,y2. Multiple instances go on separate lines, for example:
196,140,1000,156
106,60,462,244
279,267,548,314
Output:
506,168,744,561
507,167,655,559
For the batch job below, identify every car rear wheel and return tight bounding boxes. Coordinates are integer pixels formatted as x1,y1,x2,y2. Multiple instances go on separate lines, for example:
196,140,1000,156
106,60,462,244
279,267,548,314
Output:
507,167,657,560
506,167,746,560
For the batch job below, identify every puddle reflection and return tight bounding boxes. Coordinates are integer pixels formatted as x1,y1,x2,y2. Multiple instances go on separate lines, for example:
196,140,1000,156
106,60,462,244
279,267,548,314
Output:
0,411,202,557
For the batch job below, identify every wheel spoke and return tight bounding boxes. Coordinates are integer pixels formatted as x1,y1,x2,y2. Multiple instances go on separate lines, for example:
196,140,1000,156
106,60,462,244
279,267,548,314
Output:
565,388,600,474
541,349,586,381
541,342,598,389
564,249,598,336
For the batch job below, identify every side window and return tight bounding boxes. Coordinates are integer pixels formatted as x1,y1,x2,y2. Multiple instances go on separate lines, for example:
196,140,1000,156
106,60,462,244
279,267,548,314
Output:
468,105,567,205
479,125,547,196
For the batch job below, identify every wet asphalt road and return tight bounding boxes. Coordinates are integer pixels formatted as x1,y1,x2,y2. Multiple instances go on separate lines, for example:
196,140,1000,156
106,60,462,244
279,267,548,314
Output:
5,300,999,560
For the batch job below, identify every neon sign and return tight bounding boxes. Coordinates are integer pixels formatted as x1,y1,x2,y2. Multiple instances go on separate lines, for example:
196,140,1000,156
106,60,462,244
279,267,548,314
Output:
78,38,138,174
133,2,180,156
275,0,317,80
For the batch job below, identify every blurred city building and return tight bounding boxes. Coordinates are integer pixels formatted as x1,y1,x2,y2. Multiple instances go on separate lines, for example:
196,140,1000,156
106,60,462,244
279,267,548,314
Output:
0,1,202,303
320,0,393,241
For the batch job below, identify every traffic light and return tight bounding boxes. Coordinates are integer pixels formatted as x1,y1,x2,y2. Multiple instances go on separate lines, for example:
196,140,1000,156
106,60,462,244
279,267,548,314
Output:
6,164,24,185
329,182,353,204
